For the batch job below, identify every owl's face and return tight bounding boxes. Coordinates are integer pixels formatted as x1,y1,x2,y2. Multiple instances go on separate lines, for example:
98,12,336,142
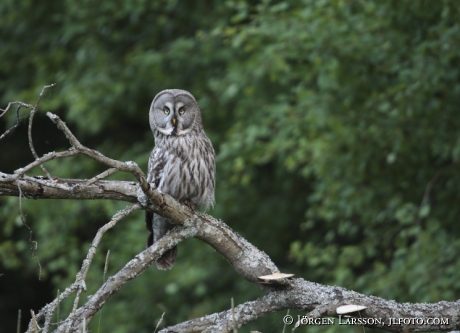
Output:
150,89,201,136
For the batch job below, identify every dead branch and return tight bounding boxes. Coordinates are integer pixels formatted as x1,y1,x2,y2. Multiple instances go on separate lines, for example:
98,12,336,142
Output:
0,101,33,118
17,183,42,280
27,84,56,180
0,103,24,140
0,100,35,141
25,203,142,333
0,175,138,202
159,279,460,333
45,194,279,332
85,168,118,185
45,112,149,191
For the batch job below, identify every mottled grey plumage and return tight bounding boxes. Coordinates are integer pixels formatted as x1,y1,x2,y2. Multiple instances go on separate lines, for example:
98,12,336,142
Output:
146,89,215,270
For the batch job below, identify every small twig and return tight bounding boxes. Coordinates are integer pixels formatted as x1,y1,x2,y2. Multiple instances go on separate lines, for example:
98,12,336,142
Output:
16,149,78,179
67,285,88,333
17,183,42,280
27,84,56,180
0,149,79,184
294,305,329,330
0,101,34,143
416,162,459,227
0,104,23,141
30,310,40,333
358,310,366,333
97,250,110,333
17,309,22,333
34,283,79,333
63,285,87,332
282,309,289,333
57,289,61,326
0,101,34,118
231,297,237,333
153,312,165,333
103,250,110,278
86,168,118,185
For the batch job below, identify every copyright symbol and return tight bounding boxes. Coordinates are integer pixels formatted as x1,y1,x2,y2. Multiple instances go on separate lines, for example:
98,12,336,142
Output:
283,315,293,325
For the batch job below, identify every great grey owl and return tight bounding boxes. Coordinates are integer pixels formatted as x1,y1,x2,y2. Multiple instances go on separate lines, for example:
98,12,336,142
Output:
145,89,215,270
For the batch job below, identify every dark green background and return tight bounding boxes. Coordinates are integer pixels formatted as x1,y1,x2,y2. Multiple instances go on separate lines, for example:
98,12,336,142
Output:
1,1,459,332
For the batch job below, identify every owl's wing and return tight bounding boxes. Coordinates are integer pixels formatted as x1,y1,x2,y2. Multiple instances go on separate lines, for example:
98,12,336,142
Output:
145,147,177,270
147,147,166,185
145,147,165,235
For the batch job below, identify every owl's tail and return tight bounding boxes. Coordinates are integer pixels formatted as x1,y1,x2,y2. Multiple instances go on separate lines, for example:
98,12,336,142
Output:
155,246,178,270
146,211,178,270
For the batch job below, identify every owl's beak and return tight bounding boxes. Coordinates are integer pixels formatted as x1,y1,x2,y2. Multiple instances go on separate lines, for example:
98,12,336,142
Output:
172,118,177,125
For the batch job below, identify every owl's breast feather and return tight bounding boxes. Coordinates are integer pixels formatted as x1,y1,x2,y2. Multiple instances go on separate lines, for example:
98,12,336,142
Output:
157,133,215,210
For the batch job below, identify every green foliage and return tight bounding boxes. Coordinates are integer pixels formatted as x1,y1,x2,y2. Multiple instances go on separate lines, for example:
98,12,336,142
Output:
1,0,460,332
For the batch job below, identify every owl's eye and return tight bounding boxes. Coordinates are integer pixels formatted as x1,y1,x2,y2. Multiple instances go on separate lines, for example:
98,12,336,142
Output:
163,107,170,115
179,107,186,115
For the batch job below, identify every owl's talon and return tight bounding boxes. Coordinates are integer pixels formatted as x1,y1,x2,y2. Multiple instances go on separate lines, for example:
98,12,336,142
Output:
181,199,195,211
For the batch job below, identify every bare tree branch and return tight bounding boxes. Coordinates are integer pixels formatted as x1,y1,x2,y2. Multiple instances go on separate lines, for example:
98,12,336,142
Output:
51,224,193,333
85,168,118,185
159,293,287,333
0,149,79,185
45,112,149,190
160,279,460,333
0,175,138,202
0,99,34,131
0,101,34,118
17,183,42,280
27,84,56,180
26,203,142,333
0,103,24,141
416,161,460,227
